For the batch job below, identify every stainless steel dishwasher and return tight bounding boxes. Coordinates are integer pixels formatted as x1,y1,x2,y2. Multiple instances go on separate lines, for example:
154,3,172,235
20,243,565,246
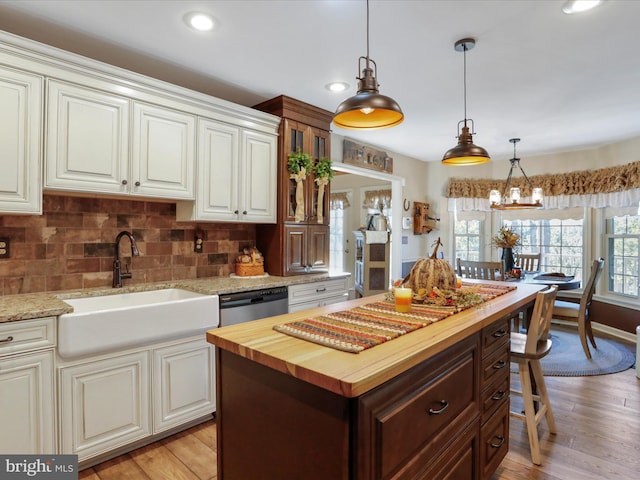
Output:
218,286,288,327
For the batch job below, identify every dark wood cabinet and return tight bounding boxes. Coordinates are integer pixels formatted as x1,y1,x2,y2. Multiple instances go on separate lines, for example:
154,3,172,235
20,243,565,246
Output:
215,317,510,479
254,96,332,276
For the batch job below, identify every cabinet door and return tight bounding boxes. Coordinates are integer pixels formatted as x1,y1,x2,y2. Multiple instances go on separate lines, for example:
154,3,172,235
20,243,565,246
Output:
283,224,308,275
240,129,277,223
59,351,150,461
192,118,240,221
132,102,195,199
307,225,329,272
308,126,330,226
45,80,129,195
0,67,42,214
0,351,55,454
153,339,215,433
281,119,306,223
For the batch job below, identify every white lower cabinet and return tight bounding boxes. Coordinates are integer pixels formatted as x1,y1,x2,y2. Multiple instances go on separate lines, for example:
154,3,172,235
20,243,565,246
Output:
0,317,57,454
0,350,56,454
58,336,215,463
288,277,349,313
153,339,215,433
58,350,151,460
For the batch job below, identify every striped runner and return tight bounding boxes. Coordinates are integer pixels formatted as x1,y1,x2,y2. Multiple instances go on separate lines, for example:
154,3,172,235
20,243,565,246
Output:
273,283,517,353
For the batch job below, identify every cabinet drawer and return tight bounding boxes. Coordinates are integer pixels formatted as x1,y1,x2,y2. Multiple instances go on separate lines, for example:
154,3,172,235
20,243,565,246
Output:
481,340,510,386
480,403,509,480
288,277,348,305
358,337,479,479
481,373,509,424
419,422,478,480
482,318,510,355
0,317,56,357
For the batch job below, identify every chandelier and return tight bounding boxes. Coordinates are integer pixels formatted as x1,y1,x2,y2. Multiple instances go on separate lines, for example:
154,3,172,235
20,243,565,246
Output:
489,138,543,210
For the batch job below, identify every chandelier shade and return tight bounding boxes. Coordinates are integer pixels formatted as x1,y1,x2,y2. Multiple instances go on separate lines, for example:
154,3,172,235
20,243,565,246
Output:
490,138,543,210
442,38,490,165
333,0,403,130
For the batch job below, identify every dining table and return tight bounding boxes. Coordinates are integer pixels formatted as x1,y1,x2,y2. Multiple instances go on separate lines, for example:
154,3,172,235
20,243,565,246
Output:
506,271,581,290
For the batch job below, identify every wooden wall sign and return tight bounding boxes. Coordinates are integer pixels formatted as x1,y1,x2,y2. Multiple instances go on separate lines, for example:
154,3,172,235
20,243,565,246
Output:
342,138,393,173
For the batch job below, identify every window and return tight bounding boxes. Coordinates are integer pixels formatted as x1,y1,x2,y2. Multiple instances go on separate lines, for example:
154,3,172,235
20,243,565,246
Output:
606,214,640,298
329,190,351,274
454,219,481,261
502,218,584,281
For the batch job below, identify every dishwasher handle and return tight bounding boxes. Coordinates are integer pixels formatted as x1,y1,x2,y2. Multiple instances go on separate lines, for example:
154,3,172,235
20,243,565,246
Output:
219,296,267,308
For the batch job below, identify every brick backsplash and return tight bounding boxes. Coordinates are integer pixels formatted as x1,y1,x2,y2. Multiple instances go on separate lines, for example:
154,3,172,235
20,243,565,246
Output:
0,194,257,295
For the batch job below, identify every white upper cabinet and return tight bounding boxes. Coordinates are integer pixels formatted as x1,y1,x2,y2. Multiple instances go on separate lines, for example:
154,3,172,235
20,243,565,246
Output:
0,66,43,214
176,118,277,223
45,80,195,200
45,80,129,195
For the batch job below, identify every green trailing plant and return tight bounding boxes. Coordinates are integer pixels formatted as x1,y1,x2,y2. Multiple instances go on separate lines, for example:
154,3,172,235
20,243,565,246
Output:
287,148,312,175
313,156,334,181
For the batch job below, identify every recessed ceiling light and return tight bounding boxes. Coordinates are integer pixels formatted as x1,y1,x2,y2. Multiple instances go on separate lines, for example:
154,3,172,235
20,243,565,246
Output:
326,82,350,93
562,0,605,14
184,12,214,31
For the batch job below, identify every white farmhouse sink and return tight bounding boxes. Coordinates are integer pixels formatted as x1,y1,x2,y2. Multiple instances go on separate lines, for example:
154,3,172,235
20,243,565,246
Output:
58,289,219,360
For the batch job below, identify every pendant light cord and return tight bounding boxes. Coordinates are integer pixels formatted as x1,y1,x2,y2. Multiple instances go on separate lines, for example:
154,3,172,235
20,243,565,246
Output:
463,43,467,121
365,0,370,68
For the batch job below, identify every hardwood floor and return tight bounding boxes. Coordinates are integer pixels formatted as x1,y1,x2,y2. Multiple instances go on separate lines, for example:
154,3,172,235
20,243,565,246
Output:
80,367,639,480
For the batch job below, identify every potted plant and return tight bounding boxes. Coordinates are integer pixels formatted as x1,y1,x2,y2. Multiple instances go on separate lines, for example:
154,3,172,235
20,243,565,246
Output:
313,156,333,224
288,149,312,222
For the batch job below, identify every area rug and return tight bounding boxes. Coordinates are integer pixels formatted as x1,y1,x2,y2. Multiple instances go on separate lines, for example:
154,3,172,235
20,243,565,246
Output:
515,325,636,376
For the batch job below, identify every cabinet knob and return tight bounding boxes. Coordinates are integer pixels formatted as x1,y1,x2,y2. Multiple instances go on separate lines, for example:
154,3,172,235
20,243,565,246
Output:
134,181,141,187
234,210,239,214
121,179,128,185
243,210,247,215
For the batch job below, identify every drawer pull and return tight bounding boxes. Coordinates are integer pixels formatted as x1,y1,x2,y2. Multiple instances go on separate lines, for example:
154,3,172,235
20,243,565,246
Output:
490,435,505,448
492,390,506,401
0,335,14,344
493,360,507,370
492,329,508,338
428,400,449,415
316,287,327,293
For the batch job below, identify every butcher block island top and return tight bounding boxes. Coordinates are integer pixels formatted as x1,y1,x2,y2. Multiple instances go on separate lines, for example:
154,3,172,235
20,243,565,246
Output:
207,280,542,398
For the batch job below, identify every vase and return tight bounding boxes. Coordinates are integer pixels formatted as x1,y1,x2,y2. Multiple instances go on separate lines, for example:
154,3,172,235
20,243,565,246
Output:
502,247,515,273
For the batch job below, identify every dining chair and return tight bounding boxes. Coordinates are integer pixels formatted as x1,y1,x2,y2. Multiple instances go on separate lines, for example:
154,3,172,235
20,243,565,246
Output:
457,259,505,281
517,253,541,272
510,285,558,465
551,257,604,359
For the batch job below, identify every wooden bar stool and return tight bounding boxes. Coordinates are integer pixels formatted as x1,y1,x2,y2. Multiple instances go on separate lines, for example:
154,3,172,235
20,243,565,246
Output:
510,285,558,465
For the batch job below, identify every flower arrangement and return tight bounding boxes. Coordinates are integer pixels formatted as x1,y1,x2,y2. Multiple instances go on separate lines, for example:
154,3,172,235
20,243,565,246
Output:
491,227,520,249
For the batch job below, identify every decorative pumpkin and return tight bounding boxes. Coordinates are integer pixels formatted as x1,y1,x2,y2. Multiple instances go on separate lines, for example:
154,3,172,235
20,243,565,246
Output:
404,238,457,293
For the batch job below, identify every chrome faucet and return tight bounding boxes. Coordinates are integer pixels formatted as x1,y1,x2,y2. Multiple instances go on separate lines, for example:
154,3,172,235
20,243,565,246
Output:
113,230,140,288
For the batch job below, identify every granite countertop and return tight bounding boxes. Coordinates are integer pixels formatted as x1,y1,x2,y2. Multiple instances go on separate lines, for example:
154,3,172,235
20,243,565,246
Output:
0,272,350,323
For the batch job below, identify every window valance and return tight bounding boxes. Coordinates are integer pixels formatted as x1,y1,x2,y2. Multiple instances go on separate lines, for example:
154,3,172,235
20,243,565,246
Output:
362,189,392,209
446,160,640,211
330,192,351,209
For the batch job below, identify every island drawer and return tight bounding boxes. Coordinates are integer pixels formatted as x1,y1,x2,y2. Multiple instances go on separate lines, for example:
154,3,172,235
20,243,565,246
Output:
356,335,480,479
481,339,510,386
481,371,510,423
0,317,56,357
482,317,510,355
480,403,510,480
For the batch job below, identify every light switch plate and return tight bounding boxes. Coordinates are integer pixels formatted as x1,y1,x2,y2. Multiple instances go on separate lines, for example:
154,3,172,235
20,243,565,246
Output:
402,217,413,230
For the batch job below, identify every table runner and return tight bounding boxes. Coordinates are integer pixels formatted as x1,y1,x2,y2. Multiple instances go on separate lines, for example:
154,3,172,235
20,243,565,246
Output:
273,283,517,353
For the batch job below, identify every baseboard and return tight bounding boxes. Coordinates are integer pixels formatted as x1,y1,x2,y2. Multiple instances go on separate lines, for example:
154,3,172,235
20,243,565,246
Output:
551,319,636,344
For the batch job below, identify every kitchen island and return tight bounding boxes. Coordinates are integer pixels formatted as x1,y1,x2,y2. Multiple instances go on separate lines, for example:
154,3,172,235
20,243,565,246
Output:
207,280,542,480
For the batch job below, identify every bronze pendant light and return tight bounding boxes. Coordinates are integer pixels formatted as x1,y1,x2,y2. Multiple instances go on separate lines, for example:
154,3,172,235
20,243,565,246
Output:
333,0,404,130
489,138,543,210
442,38,490,165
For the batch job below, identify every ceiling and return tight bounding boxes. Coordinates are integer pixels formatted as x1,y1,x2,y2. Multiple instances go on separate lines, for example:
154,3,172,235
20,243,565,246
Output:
0,0,638,163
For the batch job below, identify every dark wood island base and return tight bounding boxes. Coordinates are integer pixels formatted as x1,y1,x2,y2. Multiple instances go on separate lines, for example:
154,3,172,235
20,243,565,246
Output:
208,282,540,479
